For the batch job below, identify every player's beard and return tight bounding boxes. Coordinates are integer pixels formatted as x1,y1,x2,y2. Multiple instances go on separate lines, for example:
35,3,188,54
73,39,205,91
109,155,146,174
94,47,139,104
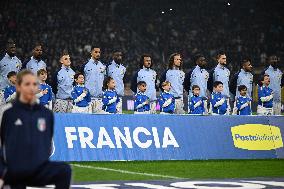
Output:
220,62,226,66
7,52,15,57
173,65,180,69
144,64,151,69
270,62,278,69
34,55,42,60
243,67,252,72
115,59,122,64
198,63,207,69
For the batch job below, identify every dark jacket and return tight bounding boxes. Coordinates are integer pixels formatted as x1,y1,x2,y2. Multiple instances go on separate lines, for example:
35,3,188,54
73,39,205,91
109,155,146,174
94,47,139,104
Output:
0,100,54,178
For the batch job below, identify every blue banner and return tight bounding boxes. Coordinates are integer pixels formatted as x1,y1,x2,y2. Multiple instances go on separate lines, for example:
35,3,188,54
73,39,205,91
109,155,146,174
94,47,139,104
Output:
50,114,284,161
268,116,284,159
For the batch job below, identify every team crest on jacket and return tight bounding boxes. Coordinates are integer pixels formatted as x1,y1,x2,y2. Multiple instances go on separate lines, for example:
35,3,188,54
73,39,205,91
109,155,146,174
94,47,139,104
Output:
37,118,46,132
100,67,106,73
121,69,125,75
153,73,156,81
16,63,21,69
205,72,209,80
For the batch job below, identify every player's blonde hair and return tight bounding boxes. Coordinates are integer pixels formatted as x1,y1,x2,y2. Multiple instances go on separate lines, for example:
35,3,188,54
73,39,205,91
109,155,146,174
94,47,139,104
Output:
17,69,34,86
37,68,47,76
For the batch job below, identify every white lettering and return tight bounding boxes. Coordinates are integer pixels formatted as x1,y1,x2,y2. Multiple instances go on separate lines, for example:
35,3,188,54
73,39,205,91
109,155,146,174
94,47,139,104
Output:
64,126,179,149
126,183,178,189
162,127,179,148
171,181,265,189
133,127,152,148
152,127,161,148
97,127,115,148
78,127,96,148
73,184,120,189
113,127,133,148
65,127,77,148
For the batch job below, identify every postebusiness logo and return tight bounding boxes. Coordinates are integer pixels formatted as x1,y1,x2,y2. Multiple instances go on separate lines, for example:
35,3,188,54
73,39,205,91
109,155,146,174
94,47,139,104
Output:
231,124,283,150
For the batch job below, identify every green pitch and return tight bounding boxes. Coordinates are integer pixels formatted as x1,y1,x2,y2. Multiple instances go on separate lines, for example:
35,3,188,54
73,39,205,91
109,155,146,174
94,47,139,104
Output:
71,159,284,182
71,111,284,182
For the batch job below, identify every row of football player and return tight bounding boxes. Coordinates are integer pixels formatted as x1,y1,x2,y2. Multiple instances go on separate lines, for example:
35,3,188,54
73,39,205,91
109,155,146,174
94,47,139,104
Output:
1,68,274,115
0,42,283,114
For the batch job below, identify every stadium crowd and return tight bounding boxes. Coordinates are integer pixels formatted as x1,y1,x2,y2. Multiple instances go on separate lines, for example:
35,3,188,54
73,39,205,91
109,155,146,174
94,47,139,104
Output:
1,0,283,79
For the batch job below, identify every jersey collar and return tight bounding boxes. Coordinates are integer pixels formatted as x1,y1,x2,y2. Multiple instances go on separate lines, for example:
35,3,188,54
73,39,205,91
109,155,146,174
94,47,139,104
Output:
172,66,180,70
138,91,145,95
112,60,121,68
61,65,71,70
7,84,15,88
5,53,15,59
240,69,246,74
217,63,226,70
240,68,251,74
196,65,205,71
268,65,278,71
31,56,42,62
76,84,85,87
142,66,151,71
213,91,221,95
106,89,115,92
14,99,41,110
91,58,100,65
163,90,171,94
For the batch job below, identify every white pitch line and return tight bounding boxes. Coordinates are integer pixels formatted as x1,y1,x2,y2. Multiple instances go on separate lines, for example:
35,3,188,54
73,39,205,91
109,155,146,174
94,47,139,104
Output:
72,164,185,180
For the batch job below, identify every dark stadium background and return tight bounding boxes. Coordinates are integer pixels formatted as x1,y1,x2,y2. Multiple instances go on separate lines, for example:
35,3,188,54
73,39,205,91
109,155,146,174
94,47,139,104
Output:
0,0,283,96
